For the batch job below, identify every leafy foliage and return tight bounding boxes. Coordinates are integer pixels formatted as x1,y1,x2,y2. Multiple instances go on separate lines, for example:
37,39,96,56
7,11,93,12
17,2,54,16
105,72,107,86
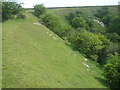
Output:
94,6,120,66
102,14,112,26
67,29,109,61
94,7,109,19
106,33,120,43
2,2,24,21
65,13,76,24
71,17,87,29
41,14,64,37
96,33,111,64
66,11,105,34
17,13,25,19
33,4,46,17
104,56,120,89
107,16,120,35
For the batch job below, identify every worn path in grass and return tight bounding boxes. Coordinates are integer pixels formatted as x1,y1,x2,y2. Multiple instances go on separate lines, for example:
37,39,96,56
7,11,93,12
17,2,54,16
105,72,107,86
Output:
2,12,107,88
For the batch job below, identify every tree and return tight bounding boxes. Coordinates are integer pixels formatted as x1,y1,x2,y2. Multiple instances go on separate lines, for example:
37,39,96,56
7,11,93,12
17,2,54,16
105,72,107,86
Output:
102,14,113,26
2,2,24,21
97,33,111,64
75,11,83,17
65,13,76,24
67,30,104,60
106,43,120,58
94,7,109,19
66,11,83,25
33,4,46,17
97,33,111,46
106,33,120,43
71,17,87,29
107,16,120,35
104,56,120,89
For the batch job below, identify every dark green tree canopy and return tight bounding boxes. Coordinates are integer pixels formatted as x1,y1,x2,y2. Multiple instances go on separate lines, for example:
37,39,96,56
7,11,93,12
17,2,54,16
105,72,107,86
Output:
71,17,86,29
104,56,120,89
107,16,120,35
33,4,46,17
94,7,109,19
2,2,24,21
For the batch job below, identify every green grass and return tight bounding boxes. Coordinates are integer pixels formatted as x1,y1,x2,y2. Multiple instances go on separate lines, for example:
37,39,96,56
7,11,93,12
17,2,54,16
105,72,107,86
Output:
2,12,107,88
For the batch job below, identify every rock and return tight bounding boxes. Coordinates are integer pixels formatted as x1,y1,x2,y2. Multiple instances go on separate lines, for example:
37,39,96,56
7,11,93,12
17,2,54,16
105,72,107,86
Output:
84,58,88,61
82,62,89,68
49,34,53,36
33,22,41,25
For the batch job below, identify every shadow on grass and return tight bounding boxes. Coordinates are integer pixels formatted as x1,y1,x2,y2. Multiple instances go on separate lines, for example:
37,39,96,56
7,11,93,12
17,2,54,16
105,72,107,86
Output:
95,77,109,88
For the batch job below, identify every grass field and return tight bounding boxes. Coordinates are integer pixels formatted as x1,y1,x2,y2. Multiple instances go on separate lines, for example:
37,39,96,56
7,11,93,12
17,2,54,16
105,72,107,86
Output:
2,11,108,88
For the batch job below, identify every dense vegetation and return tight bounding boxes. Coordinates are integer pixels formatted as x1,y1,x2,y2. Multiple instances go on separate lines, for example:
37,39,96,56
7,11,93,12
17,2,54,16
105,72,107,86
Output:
33,5,120,88
2,2,25,21
104,56,120,88
94,7,120,89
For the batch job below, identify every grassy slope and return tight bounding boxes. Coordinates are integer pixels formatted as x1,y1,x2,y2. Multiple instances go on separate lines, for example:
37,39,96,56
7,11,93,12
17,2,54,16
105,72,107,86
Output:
3,12,107,88
47,7,99,21
47,6,118,28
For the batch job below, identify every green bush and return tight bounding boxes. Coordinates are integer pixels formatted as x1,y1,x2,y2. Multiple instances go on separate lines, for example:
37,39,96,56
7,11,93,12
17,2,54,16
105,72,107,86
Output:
67,29,104,59
66,12,94,31
102,14,112,26
106,33,120,43
90,55,98,61
104,56,120,89
17,13,25,19
96,33,111,64
71,17,87,29
41,14,64,37
97,33,111,46
33,4,46,17
94,7,109,19
65,13,76,24
2,2,24,21
106,43,119,56
107,16,120,35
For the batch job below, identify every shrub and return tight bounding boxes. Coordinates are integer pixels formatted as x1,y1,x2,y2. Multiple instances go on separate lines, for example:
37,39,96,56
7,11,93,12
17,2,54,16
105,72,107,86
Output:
67,29,104,59
2,2,24,21
102,14,112,26
107,16,120,35
97,33,111,46
96,33,111,64
105,43,120,57
33,4,46,17
71,17,87,29
94,7,109,19
104,56,120,89
17,13,25,19
65,13,76,24
106,33,120,43
41,14,64,37
90,55,98,61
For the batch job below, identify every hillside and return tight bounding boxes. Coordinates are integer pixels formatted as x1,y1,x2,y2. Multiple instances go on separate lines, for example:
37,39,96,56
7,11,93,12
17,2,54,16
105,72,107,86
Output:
47,6,118,27
2,12,107,88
